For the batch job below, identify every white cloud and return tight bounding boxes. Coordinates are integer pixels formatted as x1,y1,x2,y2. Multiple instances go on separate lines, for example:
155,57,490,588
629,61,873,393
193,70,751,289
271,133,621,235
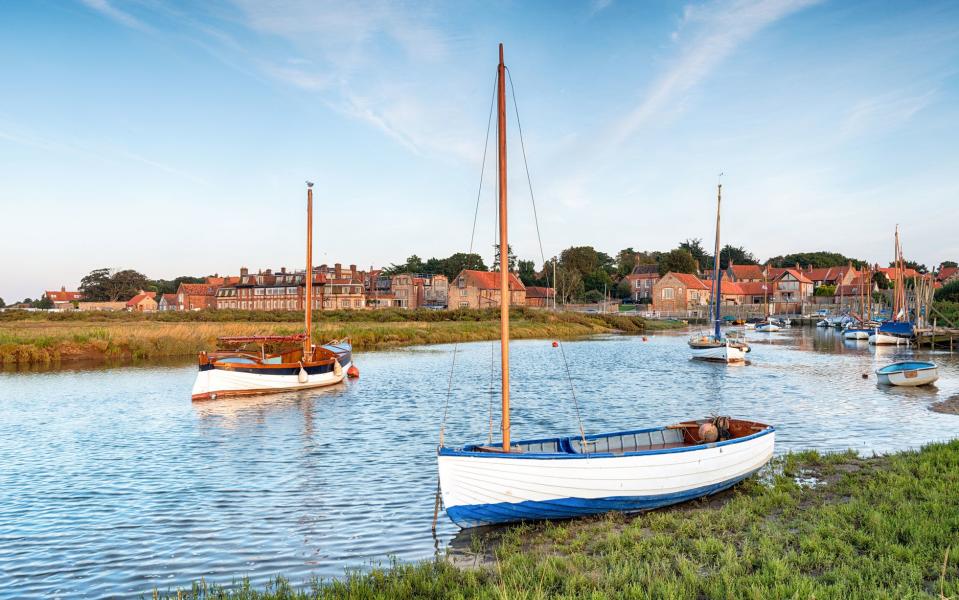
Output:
78,0,150,31
840,88,937,139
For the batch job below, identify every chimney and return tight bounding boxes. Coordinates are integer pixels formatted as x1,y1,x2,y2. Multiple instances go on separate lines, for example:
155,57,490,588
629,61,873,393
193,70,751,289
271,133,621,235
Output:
61,285,66,292
265,268,272,275
281,267,286,274
240,267,249,277
350,264,357,279
335,263,342,278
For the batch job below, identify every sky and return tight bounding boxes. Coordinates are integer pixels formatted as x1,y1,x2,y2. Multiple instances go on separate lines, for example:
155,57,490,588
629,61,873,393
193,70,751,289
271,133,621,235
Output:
1,0,958,302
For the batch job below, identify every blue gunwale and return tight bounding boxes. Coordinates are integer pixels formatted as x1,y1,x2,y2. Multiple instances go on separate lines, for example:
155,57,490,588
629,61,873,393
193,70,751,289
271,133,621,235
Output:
438,424,775,460
876,361,936,374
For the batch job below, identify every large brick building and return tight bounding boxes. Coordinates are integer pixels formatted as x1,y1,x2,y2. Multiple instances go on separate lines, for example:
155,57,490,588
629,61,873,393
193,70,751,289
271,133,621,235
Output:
448,270,525,309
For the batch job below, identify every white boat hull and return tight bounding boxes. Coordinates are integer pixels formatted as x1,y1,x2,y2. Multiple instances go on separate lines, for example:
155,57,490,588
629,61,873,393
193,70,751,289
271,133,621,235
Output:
869,333,907,345
844,330,869,340
690,343,746,363
438,427,775,528
756,324,780,332
191,359,349,400
876,367,939,386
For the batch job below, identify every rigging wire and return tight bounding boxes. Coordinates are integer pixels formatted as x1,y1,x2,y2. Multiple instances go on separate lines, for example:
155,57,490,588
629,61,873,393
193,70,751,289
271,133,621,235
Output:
440,69,498,446
506,65,588,450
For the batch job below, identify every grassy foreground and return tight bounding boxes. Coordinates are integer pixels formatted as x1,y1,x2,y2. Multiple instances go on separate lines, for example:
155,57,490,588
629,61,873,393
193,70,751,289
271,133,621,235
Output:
0,308,676,366
152,440,959,599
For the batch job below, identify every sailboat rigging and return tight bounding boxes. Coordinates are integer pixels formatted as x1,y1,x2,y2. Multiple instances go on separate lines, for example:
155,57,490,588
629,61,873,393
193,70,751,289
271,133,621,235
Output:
436,44,775,529
191,183,353,401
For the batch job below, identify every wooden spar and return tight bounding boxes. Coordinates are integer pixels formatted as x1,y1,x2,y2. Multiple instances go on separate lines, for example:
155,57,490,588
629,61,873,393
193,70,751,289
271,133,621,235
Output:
763,265,769,319
305,182,314,358
497,43,511,452
711,181,722,338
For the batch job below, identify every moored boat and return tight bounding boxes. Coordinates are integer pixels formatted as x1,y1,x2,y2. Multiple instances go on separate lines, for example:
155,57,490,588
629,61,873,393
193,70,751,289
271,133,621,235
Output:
437,44,774,529
875,361,939,386
191,183,354,401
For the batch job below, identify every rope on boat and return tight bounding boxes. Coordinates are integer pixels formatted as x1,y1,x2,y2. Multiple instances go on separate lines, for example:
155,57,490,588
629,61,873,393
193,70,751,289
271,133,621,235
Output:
507,65,589,452
431,478,442,533
439,68,498,448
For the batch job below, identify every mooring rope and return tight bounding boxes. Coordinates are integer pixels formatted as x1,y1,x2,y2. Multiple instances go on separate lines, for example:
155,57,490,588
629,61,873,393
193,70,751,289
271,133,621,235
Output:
506,65,588,451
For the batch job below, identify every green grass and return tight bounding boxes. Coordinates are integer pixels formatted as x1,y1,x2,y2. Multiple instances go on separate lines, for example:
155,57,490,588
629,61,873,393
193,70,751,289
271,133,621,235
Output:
0,308,680,366
152,441,959,599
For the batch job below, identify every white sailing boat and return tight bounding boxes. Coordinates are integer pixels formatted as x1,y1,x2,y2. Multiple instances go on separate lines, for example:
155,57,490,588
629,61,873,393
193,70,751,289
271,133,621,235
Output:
436,45,775,528
688,180,749,363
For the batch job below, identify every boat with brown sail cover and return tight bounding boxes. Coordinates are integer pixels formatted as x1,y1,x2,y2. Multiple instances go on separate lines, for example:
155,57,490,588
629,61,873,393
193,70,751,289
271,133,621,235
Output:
191,183,353,401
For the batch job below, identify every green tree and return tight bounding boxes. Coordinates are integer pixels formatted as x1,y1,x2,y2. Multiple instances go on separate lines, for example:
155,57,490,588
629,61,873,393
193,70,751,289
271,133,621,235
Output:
584,289,604,303
893,260,927,274
615,248,638,277
935,280,959,302
34,295,54,309
719,245,758,269
106,269,149,301
492,244,517,271
679,239,711,271
814,284,836,297
615,278,632,299
939,261,958,270
658,248,698,276
440,253,487,280
768,251,867,269
79,268,113,301
0,297,5,308
517,259,539,286
555,265,583,304
149,275,206,296
873,271,890,290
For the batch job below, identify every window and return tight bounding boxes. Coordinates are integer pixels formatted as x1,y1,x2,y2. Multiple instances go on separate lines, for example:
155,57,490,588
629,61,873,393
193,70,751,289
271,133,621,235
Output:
460,289,468,297
459,302,469,308
354,300,361,307
662,288,674,300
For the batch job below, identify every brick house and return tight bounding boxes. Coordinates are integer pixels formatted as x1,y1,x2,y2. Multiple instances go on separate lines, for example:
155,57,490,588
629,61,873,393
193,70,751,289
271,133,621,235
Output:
524,286,555,308
448,270,526,309
624,265,660,302
773,269,813,303
44,286,83,309
651,272,710,312
126,291,157,312
725,261,765,283
391,274,449,309
158,294,178,311
215,265,366,311
175,281,221,311
936,264,958,286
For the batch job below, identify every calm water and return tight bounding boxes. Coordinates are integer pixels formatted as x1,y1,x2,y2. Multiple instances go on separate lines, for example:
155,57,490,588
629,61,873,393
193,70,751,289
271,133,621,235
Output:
2,328,958,598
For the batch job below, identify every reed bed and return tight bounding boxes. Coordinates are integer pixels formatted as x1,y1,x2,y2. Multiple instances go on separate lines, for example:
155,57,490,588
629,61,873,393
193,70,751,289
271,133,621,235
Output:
153,440,959,599
0,309,672,366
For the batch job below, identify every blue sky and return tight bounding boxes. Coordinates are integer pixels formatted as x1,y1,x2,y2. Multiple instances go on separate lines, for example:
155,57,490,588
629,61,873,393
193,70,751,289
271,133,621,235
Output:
1,0,957,301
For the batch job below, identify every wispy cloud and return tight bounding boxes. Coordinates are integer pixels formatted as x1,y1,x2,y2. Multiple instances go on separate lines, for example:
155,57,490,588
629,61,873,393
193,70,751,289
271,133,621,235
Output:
608,0,821,148
840,88,937,138
78,0,151,32
590,0,615,16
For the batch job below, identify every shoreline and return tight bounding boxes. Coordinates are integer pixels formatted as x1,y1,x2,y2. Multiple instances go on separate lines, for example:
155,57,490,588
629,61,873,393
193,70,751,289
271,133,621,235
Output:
153,440,959,598
0,308,682,368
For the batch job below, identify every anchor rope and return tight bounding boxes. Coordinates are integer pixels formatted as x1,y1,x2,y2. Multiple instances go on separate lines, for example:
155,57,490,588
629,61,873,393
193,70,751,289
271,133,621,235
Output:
506,66,588,450
440,69,497,446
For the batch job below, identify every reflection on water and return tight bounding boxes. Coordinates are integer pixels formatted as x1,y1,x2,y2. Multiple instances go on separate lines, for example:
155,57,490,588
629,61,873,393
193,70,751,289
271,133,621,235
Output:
1,328,957,598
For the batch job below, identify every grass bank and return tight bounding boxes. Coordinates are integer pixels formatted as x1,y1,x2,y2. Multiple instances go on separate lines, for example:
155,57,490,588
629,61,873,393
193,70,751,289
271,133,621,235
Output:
0,308,679,366
156,440,959,599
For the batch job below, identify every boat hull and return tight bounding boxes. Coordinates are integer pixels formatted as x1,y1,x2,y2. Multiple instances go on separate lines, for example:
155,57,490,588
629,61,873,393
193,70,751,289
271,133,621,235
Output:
844,329,870,340
869,333,907,345
756,324,780,332
438,426,775,528
192,350,352,400
689,342,745,363
876,363,939,386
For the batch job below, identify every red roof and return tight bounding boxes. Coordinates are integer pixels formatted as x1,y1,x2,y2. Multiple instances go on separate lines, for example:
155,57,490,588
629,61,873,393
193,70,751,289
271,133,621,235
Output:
177,283,219,296
664,272,709,290
525,286,555,299
45,290,83,302
877,267,920,281
777,268,812,284
125,292,156,307
716,280,744,295
160,293,178,304
728,264,764,280
738,281,773,295
455,270,525,290
938,267,959,282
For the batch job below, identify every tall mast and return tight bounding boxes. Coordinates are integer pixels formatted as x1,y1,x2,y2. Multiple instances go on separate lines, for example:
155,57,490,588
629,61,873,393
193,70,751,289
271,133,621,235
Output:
711,179,722,338
497,43,511,452
304,182,314,357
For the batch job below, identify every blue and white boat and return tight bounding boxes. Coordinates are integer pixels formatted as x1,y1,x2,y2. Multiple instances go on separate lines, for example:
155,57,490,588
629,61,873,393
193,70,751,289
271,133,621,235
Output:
875,361,938,386
437,45,775,529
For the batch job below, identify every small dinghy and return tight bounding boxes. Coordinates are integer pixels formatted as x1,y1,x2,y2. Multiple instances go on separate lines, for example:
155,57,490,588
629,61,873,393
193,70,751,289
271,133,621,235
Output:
755,321,780,332
875,361,939,387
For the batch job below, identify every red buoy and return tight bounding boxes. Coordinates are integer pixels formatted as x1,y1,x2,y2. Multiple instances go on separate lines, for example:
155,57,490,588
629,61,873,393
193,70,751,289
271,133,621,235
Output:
552,341,559,347
347,365,360,378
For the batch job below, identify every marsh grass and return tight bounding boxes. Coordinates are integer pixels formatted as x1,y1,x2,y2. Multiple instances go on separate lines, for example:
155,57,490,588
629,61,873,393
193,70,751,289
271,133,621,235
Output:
150,441,959,599
0,309,675,365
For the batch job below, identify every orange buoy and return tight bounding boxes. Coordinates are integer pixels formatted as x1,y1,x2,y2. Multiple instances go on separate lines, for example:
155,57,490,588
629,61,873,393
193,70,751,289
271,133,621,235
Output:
552,341,559,347
698,422,719,443
347,364,360,378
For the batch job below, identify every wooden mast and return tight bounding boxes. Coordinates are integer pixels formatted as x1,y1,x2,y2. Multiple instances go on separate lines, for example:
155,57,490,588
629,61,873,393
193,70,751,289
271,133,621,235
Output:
304,182,314,358
711,180,722,338
497,43,511,452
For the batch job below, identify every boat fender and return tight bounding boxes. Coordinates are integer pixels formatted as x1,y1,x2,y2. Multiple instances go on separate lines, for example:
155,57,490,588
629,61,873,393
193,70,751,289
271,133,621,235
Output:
334,360,343,378
552,341,558,348
347,364,360,378
297,362,308,383
698,422,718,443
642,336,648,342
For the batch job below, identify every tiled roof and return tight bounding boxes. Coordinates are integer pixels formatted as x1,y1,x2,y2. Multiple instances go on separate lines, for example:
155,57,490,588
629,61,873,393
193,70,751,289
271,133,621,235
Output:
664,272,710,290
125,292,156,307
455,270,525,291
777,268,812,284
177,283,219,296
630,264,660,276
938,267,958,281
525,286,555,298
738,281,773,295
160,293,178,304
728,264,764,280
45,290,83,302
716,280,745,295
